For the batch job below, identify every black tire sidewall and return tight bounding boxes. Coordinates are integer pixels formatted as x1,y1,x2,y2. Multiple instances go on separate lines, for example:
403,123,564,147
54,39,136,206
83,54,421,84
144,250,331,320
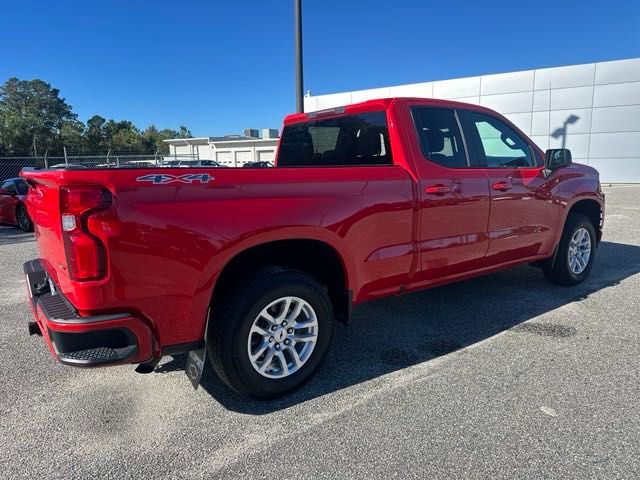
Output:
558,214,597,284
213,270,333,399
16,204,32,232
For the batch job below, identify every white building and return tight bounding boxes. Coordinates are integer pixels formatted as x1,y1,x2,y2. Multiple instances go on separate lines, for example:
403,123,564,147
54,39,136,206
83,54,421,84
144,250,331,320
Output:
164,128,279,167
305,58,640,183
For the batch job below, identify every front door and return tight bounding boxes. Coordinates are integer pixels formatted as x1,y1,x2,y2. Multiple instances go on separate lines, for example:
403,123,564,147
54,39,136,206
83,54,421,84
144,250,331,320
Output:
461,110,558,262
410,106,491,281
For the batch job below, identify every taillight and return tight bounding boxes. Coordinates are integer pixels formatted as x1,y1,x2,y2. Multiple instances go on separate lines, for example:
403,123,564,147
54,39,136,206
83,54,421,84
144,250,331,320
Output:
60,186,112,281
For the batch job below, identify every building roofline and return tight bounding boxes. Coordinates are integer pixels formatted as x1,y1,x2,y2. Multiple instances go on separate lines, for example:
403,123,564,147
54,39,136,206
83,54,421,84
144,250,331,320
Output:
162,137,210,144
210,138,279,145
164,137,279,145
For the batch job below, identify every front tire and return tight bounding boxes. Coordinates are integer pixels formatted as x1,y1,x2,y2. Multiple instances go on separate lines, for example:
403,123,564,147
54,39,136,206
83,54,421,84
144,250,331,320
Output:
16,204,33,232
208,268,334,399
544,213,596,285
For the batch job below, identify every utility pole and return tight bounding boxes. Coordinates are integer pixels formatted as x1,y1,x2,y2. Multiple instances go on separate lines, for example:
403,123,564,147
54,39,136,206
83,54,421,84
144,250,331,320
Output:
294,0,304,113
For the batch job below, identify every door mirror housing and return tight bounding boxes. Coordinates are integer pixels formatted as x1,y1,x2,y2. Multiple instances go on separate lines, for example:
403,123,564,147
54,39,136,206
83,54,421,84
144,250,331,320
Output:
545,148,572,171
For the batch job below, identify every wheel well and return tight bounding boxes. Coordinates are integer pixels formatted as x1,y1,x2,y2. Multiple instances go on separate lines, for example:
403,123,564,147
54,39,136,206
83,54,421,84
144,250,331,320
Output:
568,199,603,243
212,240,351,323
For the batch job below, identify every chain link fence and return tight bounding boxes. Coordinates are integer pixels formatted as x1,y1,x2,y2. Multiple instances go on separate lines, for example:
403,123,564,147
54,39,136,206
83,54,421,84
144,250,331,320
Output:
0,154,198,181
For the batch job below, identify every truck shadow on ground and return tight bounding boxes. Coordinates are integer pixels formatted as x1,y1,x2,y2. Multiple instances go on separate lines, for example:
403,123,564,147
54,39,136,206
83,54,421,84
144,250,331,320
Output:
0,226,34,246
155,240,640,414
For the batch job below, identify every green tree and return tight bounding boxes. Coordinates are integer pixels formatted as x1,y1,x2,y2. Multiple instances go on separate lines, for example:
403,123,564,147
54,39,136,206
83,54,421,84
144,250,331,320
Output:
141,125,161,153
101,120,142,153
141,125,193,154
0,77,76,155
85,115,106,152
58,119,86,154
0,76,193,157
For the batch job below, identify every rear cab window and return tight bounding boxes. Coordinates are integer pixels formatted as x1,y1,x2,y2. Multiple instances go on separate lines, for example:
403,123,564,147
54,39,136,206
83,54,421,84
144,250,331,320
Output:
277,111,393,167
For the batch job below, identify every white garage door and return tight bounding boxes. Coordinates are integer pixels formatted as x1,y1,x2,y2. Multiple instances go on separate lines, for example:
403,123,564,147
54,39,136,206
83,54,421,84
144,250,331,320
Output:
257,150,275,163
235,150,252,167
216,151,233,166
174,145,192,156
196,145,213,160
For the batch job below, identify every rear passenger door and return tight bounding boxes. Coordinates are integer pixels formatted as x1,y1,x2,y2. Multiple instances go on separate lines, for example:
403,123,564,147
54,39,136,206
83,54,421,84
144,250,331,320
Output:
461,110,558,262
410,106,491,281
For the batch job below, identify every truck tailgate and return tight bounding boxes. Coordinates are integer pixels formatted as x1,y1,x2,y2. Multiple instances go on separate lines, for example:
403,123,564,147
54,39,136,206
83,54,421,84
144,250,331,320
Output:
22,173,67,286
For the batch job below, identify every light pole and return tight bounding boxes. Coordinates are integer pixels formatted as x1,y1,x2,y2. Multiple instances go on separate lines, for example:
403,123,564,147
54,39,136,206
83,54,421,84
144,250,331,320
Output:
294,0,304,113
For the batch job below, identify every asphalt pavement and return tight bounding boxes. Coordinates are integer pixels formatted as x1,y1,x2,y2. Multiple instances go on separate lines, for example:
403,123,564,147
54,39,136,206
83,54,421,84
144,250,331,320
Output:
1,186,639,479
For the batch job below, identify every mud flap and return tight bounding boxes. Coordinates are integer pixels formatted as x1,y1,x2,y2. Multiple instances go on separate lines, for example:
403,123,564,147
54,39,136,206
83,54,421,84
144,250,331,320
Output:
185,347,206,389
185,308,210,390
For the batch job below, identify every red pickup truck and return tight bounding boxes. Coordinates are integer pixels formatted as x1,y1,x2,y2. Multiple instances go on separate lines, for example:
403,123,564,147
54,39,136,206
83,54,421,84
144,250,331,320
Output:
22,98,604,399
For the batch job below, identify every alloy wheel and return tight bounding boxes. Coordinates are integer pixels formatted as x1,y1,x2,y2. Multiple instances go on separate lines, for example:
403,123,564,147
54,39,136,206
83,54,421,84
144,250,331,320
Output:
247,296,318,379
568,227,591,275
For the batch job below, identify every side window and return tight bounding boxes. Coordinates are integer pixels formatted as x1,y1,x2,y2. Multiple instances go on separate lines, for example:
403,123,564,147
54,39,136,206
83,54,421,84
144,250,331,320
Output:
2,181,16,194
277,111,392,167
412,107,468,168
466,112,536,168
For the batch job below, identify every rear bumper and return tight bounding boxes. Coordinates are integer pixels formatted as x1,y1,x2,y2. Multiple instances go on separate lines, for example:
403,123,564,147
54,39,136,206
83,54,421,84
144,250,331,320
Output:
24,259,154,367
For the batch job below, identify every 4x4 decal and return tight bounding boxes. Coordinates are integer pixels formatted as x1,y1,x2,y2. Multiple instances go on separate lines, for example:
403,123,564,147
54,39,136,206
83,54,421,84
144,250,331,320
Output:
136,173,214,185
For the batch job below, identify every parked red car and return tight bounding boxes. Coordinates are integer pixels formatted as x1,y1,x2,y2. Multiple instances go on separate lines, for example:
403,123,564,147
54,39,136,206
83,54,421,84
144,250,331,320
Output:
0,177,33,232
22,98,604,398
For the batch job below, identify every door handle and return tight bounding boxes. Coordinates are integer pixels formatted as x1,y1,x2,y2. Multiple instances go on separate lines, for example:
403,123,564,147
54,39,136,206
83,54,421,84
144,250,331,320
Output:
492,181,511,191
425,184,451,194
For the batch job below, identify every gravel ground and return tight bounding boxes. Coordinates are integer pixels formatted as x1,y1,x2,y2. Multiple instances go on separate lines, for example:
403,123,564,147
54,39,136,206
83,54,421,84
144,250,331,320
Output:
1,186,639,479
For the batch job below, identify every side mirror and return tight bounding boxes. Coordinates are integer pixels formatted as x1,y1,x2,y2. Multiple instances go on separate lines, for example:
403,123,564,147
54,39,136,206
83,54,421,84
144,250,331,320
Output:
545,148,572,171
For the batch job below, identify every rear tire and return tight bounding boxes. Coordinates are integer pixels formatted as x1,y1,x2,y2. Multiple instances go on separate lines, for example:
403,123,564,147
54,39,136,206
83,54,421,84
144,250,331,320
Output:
208,268,334,399
16,204,33,232
543,213,596,286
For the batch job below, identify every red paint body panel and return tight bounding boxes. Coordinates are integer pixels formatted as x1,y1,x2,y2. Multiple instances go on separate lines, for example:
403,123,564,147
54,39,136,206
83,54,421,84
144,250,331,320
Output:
21,98,605,362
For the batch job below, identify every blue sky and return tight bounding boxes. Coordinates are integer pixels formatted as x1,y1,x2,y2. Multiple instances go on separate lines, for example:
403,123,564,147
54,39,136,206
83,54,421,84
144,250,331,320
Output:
1,1,638,136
